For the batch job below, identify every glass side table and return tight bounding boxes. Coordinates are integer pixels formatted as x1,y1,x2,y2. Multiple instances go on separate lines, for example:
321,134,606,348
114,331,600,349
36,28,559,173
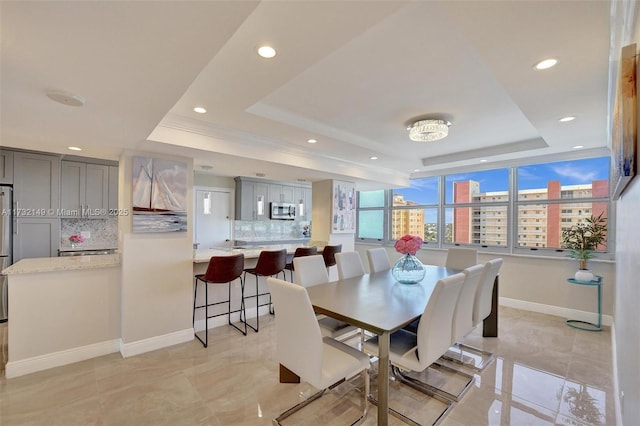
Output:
566,275,602,332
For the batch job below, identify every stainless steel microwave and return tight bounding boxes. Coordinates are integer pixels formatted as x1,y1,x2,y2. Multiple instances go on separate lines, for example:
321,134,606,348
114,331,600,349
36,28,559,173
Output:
270,202,296,220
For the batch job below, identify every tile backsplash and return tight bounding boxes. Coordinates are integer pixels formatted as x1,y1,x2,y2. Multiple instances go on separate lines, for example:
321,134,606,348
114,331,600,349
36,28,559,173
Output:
60,218,118,249
234,220,311,242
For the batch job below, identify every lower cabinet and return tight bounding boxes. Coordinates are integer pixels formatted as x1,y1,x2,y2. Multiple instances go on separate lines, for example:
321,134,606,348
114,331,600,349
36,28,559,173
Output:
14,218,60,262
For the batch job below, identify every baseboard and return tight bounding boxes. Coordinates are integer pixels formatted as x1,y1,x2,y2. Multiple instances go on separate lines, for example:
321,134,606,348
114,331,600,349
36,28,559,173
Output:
499,297,613,327
194,305,270,332
5,339,120,379
120,328,193,358
611,321,623,426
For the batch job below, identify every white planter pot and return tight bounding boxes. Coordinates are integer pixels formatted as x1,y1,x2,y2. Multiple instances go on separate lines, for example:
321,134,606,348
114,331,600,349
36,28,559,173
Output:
574,269,594,282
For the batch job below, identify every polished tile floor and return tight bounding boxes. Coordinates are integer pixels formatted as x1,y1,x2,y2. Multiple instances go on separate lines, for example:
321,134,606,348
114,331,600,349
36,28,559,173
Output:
0,307,615,425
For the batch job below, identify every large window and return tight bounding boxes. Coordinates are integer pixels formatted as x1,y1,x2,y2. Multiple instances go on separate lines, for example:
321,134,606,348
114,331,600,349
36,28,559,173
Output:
355,157,611,259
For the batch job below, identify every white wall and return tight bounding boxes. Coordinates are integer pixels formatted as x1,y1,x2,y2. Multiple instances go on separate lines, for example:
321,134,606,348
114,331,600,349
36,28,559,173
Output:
118,151,194,356
614,174,640,423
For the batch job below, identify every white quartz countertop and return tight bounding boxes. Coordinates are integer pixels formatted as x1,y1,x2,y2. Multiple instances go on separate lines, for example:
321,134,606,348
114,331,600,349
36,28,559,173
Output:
2,254,121,275
193,243,321,263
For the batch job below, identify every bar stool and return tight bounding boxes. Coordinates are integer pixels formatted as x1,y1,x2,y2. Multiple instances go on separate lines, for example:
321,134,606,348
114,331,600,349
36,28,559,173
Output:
321,244,342,276
284,246,317,281
243,249,287,332
193,253,245,347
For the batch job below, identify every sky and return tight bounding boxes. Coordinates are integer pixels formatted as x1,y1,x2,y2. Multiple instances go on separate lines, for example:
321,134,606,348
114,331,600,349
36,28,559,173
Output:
394,157,610,205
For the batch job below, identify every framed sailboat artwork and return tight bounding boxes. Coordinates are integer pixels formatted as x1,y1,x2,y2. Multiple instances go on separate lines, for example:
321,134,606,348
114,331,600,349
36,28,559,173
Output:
132,156,188,233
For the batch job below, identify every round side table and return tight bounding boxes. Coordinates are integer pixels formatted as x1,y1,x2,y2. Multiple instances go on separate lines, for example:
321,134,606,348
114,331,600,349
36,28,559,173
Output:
566,275,602,332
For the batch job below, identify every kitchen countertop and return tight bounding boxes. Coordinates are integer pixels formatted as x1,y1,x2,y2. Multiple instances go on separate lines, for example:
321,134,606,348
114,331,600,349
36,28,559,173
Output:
2,254,121,275
194,243,321,263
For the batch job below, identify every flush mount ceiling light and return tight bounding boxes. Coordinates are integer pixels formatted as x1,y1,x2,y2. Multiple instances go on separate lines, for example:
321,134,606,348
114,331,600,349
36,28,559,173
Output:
257,45,276,58
46,90,85,107
407,119,451,142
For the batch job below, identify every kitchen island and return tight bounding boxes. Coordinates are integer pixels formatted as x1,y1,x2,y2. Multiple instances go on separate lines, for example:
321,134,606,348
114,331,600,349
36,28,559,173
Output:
2,254,121,378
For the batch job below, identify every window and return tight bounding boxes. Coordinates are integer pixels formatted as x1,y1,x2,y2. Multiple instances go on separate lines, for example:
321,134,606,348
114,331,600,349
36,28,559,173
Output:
355,156,611,259
392,177,438,243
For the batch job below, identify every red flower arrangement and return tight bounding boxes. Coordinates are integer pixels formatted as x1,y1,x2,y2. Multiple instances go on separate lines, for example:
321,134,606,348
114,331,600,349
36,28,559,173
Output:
394,234,423,255
69,234,84,244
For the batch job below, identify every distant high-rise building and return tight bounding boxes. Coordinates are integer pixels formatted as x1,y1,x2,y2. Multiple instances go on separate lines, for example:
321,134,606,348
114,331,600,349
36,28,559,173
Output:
392,194,425,239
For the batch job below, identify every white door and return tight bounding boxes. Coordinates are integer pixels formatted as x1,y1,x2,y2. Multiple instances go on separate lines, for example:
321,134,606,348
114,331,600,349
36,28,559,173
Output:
194,189,231,249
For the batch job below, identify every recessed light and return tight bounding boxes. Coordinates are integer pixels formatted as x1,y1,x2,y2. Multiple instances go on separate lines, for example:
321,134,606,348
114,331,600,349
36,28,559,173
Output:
572,145,585,149
307,139,317,144
480,159,488,163
256,172,266,177
370,156,378,160
559,116,576,122
193,106,207,114
67,146,82,151
534,58,558,70
47,90,85,107
413,169,420,172
257,46,276,58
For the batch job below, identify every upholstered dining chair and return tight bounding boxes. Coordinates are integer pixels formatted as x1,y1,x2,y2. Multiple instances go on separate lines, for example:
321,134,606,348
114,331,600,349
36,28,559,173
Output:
445,247,478,270
193,253,245,347
242,249,286,332
366,247,392,273
267,277,370,425
436,263,485,400
335,251,365,280
456,258,503,371
362,272,467,424
293,255,360,341
283,246,317,281
321,243,342,277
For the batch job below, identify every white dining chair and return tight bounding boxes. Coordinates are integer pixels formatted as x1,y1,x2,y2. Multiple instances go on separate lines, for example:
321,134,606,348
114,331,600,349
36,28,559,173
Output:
445,247,478,270
362,272,467,424
293,255,360,341
435,263,484,400
267,277,370,425
454,258,503,371
335,251,365,280
366,247,392,273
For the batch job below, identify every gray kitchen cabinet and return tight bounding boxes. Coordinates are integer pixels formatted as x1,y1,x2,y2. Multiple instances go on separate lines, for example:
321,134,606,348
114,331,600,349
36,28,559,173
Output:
0,150,13,184
13,151,60,215
268,183,295,203
60,161,109,218
108,165,118,210
235,177,268,221
13,218,59,262
293,186,312,221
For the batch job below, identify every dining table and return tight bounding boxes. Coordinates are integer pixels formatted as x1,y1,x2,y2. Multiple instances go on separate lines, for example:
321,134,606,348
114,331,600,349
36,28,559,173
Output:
288,265,499,425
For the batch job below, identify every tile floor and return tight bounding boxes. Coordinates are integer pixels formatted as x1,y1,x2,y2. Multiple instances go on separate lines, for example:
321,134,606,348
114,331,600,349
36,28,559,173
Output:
0,307,615,425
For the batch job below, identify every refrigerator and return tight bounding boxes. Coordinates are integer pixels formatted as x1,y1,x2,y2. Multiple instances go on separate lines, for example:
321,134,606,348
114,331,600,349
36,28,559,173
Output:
0,185,11,322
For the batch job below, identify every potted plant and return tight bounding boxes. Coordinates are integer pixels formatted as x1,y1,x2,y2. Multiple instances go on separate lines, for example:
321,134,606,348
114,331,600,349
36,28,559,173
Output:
561,213,607,281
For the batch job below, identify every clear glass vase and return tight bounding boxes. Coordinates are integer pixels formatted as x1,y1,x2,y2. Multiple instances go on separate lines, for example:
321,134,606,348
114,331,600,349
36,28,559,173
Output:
392,253,426,284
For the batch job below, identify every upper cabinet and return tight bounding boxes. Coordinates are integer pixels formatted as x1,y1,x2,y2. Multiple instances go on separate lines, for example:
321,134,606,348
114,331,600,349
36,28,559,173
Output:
60,160,111,218
235,177,268,221
13,151,60,215
235,177,311,221
0,150,13,184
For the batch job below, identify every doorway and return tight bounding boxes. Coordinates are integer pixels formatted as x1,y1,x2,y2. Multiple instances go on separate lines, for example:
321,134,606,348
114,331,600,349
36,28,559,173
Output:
194,187,232,250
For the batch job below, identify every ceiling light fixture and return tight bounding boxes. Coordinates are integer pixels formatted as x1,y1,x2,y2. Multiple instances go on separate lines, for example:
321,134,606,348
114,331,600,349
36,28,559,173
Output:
407,119,451,142
257,45,276,58
193,106,207,114
572,145,585,149
67,146,82,151
369,156,378,160
46,90,85,107
307,139,317,144
559,116,576,122
534,58,558,70
480,159,488,163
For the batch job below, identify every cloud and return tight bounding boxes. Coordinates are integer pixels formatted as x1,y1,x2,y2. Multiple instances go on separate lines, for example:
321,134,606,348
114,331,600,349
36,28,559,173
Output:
410,178,438,191
550,163,598,182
